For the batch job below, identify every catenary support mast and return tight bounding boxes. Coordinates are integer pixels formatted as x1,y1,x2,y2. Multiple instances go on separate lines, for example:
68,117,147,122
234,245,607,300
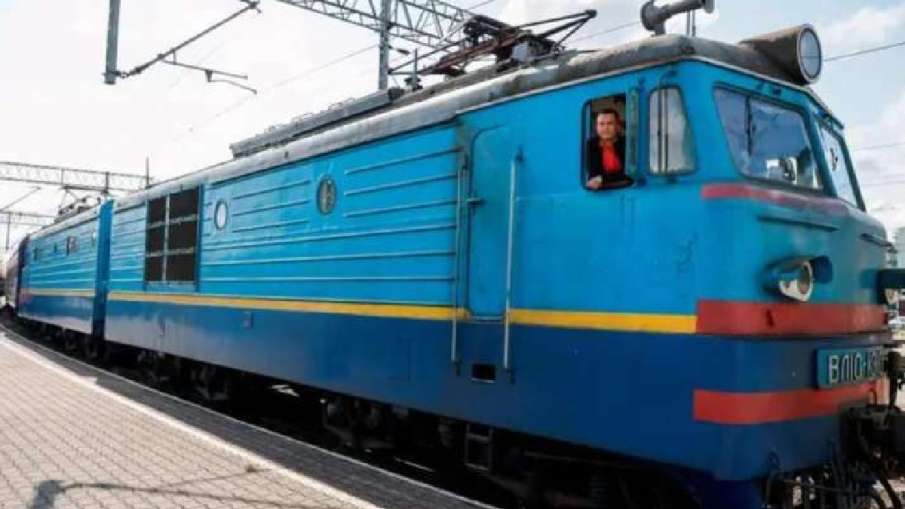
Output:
378,0,392,89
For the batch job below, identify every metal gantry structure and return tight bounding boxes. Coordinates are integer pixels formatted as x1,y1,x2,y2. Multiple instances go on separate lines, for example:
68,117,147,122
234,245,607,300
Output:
106,0,261,92
274,0,474,89
1,211,55,253
0,160,150,194
0,211,55,228
105,0,479,90
104,0,593,90
0,160,150,252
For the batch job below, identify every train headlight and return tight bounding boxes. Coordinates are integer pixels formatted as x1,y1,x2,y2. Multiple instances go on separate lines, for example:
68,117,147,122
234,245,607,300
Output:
741,24,823,85
764,257,830,303
797,27,823,84
777,261,814,303
885,289,900,306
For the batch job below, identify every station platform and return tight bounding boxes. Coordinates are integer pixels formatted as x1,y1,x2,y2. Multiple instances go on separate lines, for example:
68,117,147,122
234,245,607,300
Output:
0,327,493,509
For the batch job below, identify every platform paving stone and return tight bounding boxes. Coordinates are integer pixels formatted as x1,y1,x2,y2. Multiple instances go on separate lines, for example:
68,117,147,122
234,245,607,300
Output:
0,329,492,509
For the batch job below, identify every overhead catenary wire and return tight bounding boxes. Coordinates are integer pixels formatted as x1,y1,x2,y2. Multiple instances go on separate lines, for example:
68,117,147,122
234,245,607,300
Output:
852,141,905,152
571,20,641,44
177,43,381,137
156,39,388,151
826,39,905,62
163,0,502,147
165,13,262,94
263,0,498,92
822,42,905,191
835,141,905,188
861,179,905,188
117,0,261,80
270,44,379,89
193,11,633,128
465,0,496,10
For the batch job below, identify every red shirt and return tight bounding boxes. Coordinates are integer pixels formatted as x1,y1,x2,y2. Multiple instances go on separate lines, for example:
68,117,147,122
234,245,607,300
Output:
600,142,623,174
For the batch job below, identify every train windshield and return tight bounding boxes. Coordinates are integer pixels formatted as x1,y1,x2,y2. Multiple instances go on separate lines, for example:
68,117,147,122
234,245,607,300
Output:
817,123,859,206
715,88,821,190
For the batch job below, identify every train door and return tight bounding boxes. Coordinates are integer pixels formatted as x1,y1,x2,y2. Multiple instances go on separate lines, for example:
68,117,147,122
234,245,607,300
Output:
466,127,517,320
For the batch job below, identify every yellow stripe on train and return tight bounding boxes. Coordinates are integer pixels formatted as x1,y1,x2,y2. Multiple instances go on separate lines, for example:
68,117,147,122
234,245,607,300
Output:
107,291,698,334
508,308,698,334
108,291,469,321
23,289,96,298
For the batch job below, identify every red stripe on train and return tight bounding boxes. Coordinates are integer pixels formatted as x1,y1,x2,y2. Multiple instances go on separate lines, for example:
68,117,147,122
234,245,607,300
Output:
701,183,848,215
696,300,887,336
693,382,878,425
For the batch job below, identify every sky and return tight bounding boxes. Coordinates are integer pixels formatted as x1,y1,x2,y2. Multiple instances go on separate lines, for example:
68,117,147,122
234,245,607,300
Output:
1,0,904,249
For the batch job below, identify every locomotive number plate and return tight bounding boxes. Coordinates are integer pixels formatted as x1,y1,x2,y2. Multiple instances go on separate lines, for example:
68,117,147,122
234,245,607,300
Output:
815,347,883,389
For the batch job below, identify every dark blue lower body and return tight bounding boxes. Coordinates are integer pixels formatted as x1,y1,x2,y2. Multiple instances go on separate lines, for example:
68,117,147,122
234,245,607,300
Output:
102,299,882,503
20,295,95,336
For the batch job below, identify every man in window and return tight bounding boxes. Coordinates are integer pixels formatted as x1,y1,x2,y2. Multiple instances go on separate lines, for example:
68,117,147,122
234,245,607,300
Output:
586,109,630,190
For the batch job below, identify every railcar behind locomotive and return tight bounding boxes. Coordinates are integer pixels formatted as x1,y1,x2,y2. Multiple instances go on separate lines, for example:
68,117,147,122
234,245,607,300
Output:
8,4,905,508
2,239,26,317
16,202,112,356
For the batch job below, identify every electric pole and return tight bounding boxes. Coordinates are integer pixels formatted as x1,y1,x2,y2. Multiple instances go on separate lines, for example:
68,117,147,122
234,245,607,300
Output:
378,0,392,89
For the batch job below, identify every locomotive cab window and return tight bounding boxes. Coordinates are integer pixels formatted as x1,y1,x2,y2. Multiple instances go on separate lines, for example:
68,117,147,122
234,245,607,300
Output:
715,88,821,191
583,92,636,191
650,87,695,174
818,123,859,206
144,187,200,285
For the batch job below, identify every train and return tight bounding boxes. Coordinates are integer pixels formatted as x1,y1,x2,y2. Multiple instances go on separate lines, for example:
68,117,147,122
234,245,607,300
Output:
5,6,905,508
2,243,22,318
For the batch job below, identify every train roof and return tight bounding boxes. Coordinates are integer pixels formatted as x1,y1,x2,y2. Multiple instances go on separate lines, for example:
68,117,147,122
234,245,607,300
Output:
30,205,104,240
116,29,824,210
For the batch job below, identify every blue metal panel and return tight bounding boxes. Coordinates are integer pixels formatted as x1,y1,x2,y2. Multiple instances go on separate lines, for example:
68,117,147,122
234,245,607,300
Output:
195,126,461,304
466,127,514,318
109,204,147,292
19,206,108,334
20,294,96,333
92,201,113,337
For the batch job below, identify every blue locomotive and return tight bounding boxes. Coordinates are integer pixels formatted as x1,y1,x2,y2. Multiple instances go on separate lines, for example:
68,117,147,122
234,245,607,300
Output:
7,7,905,508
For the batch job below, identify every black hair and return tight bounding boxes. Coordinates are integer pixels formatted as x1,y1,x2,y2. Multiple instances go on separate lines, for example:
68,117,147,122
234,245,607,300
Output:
596,108,622,122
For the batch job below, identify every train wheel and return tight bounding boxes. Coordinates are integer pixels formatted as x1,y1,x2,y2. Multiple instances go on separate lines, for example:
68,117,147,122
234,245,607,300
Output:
230,373,270,414
137,350,177,389
190,363,233,403
523,466,549,509
40,324,55,344
62,330,80,355
82,336,105,364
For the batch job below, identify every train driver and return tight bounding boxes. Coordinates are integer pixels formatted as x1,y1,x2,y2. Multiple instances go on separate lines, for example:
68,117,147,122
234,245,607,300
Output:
585,109,631,190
